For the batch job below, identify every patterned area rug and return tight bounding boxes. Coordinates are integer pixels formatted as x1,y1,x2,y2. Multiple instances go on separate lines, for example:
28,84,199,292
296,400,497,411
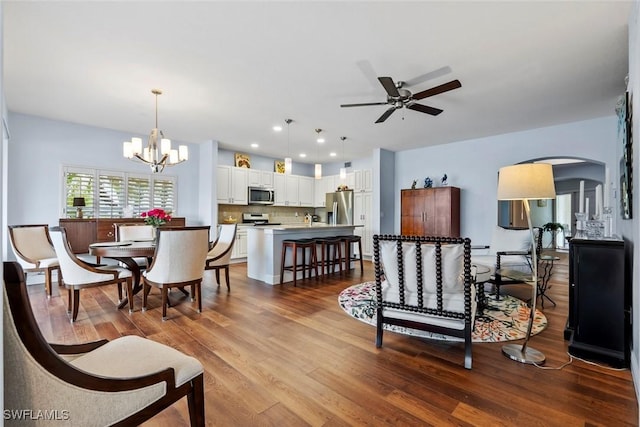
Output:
338,282,547,343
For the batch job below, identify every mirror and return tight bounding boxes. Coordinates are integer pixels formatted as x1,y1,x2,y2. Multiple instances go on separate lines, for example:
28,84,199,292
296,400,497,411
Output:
498,158,606,250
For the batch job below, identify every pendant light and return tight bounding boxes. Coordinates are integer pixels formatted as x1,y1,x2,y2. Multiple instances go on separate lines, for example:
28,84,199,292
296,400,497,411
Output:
284,119,293,175
123,89,188,173
339,136,347,180
314,128,323,179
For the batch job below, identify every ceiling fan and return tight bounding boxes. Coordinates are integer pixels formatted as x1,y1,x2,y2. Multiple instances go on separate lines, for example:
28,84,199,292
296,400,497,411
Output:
340,76,462,123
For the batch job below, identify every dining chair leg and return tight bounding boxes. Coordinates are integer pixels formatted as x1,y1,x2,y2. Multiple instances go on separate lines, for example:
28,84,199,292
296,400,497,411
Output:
161,287,169,321
45,269,52,298
224,266,230,291
187,374,205,427
196,282,202,313
117,283,123,303
190,284,196,302
67,288,72,314
71,289,80,323
215,270,221,286
126,278,134,314
56,267,62,287
142,283,149,312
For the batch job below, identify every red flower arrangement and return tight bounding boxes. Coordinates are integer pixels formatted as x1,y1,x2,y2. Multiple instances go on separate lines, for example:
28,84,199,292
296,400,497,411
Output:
140,208,172,227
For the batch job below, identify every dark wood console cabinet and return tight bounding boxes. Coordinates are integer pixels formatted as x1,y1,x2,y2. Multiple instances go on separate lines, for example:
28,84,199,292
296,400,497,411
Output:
565,237,630,368
59,217,186,253
400,187,460,237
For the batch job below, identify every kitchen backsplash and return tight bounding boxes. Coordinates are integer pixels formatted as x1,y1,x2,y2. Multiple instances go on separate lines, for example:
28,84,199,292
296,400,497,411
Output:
219,205,326,224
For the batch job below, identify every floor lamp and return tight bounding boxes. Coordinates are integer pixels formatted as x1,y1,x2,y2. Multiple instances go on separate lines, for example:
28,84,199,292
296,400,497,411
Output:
497,163,556,364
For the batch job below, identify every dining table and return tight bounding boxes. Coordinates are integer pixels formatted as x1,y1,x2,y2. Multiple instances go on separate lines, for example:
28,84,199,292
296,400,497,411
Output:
88,240,156,309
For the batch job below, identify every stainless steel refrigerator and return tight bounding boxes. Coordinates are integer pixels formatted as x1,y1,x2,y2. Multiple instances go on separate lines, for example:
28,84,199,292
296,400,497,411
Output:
326,190,354,225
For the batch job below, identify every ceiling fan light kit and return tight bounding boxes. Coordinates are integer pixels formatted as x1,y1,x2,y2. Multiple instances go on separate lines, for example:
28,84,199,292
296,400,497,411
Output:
123,89,188,173
340,75,461,123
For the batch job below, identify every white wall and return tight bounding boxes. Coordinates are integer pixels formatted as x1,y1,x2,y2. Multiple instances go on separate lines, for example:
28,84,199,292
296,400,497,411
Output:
622,0,640,408
6,113,202,228
395,115,619,245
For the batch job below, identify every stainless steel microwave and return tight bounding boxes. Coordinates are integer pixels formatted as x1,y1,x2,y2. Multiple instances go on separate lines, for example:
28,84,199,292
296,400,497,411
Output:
248,186,275,205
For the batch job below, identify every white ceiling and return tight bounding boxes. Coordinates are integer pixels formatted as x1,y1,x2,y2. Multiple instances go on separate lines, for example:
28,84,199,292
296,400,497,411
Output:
3,1,633,165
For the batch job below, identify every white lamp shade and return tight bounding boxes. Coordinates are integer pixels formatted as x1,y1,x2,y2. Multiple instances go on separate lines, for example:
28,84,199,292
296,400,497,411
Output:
284,157,292,175
178,145,188,161
131,137,143,155
161,138,172,155
315,163,322,179
339,167,347,180
497,163,556,201
169,149,179,164
123,141,133,158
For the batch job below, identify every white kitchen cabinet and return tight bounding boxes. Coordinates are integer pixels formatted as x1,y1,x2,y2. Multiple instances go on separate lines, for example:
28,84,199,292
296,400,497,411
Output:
298,176,315,207
354,191,373,257
231,227,248,259
248,169,273,187
346,172,356,190
217,165,248,205
314,178,325,207
354,169,373,192
273,173,300,206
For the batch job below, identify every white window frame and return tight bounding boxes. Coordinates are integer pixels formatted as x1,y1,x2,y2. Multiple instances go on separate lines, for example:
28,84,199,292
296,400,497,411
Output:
61,165,178,218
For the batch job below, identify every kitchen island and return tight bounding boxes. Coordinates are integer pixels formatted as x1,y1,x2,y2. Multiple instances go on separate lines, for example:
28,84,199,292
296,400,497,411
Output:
247,224,362,285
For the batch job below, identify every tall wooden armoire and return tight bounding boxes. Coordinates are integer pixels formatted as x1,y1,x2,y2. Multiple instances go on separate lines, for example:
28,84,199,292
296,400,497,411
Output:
400,186,460,237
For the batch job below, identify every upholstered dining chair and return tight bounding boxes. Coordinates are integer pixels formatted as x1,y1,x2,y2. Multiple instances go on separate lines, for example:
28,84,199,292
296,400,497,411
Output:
142,226,210,320
205,223,237,291
50,226,134,321
116,223,155,268
8,224,61,298
3,261,205,426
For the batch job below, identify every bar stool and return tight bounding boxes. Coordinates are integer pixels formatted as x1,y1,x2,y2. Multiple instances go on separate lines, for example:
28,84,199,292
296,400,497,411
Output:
314,237,343,277
339,235,364,274
280,239,318,286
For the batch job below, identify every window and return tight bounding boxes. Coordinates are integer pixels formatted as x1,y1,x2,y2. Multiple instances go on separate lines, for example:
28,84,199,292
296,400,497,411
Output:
63,166,177,218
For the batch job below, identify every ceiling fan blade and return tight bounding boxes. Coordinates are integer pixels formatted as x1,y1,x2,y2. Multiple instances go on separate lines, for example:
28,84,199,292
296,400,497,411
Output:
378,77,400,97
375,107,396,123
340,102,389,108
412,79,462,100
407,103,443,116
403,66,452,87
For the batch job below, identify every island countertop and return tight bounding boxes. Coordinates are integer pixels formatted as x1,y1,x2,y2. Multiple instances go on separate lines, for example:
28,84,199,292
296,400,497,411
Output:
246,224,362,285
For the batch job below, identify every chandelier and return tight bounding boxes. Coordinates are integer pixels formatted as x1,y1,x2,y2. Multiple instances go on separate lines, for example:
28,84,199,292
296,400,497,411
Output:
122,89,188,173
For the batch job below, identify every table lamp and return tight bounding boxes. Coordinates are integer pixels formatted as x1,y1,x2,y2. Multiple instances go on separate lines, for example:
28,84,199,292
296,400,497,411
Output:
497,163,556,364
73,197,86,219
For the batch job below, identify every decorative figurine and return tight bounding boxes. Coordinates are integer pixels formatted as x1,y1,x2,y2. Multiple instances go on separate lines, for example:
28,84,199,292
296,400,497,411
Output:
441,173,448,186
424,177,433,188
411,180,417,189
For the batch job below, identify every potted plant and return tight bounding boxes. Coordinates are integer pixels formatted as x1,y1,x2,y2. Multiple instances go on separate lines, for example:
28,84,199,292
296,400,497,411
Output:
542,222,564,249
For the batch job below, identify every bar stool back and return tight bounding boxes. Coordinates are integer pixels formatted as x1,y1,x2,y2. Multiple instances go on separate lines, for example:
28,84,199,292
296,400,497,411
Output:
280,239,318,286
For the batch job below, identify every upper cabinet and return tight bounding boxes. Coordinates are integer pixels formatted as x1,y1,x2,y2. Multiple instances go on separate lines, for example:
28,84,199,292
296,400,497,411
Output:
217,165,248,205
354,169,373,192
298,176,315,207
248,169,274,188
273,174,315,207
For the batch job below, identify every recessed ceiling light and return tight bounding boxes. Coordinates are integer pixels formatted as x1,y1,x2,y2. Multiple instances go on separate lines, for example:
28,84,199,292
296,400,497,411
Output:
317,138,325,143
330,152,337,157
273,125,282,132
250,143,259,148
299,153,306,158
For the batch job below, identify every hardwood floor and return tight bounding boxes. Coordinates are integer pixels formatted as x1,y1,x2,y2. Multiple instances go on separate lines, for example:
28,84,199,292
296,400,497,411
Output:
27,256,638,426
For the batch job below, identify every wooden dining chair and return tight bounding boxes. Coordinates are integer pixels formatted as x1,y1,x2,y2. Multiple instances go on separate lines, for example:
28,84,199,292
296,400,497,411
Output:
142,226,210,320
116,223,155,268
50,226,134,321
3,261,205,426
205,224,237,291
8,224,62,298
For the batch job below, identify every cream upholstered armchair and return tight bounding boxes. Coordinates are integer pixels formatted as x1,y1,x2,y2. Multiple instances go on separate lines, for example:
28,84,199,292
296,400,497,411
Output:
8,224,61,298
205,223,237,291
50,226,134,321
470,226,541,300
3,261,205,426
116,223,155,268
142,226,210,320
373,234,476,369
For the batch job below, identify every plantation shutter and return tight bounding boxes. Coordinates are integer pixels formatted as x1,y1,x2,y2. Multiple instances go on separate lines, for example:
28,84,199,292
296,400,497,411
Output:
127,175,151,216
152,177,176,213
64,167,95,218
98,171,125,218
